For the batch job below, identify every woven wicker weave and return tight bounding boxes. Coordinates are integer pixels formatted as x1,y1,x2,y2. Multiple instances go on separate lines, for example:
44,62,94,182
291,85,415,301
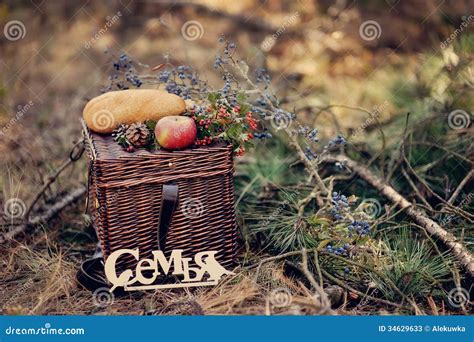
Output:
82,121,237,270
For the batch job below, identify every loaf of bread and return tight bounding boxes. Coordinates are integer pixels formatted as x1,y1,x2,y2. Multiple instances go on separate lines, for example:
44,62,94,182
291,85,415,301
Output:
83,89,186,133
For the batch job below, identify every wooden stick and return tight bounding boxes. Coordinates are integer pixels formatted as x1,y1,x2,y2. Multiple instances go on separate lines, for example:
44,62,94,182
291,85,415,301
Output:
24,158,74,220
0,186,86,244
401,167,433,211
320,269,406,310
324,154,474,277
299,249,333,314
447,169,473,206
25,140,85,220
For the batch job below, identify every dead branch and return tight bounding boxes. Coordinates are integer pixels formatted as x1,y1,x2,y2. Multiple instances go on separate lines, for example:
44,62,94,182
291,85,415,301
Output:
25,158,74,221
232,60,329,211
239,248,420,310
25,140,85,220
324,154,474,277
402,153,473,221
319,268,407,310
323,250,422,313
447,169,473,206
1,186,86,244
401,167,434,211
299,248,333,314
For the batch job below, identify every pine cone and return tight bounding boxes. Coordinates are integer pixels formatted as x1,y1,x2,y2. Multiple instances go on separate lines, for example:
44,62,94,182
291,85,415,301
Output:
112,124,129,141
125,122,150,147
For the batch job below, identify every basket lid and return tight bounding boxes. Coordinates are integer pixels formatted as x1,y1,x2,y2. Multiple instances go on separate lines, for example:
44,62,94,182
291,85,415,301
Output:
81,119,232,161
81,120,234,188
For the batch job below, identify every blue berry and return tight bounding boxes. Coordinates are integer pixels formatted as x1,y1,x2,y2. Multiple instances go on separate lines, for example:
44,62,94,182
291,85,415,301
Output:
255,68,271,85
347,220,371,236
254,132,272,139
326,134,347,149
331,192,350,220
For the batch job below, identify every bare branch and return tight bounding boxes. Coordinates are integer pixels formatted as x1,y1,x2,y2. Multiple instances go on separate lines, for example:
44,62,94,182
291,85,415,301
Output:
323,154,474,277
1,186,86,244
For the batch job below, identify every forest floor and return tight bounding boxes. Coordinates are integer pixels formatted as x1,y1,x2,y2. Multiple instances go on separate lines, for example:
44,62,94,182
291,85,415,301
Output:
0,1,472,315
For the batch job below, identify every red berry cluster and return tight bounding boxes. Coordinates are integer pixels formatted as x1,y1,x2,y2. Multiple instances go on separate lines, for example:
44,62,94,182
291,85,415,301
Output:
235,146,246,157
246,112,257,130
217,105,231,119
196,136,214,146
197,118,212,129
189,103,260,156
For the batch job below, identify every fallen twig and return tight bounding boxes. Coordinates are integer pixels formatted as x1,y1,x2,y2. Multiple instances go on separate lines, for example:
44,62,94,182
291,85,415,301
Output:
447,169,473,206
402,153,473,221
320,269,407,310
24,158,74,221
324,154,474,277
25,140,85,220
322,250,422,313
401,167,434,212
298,249,333,314
245,248,414,311
0,186,86,244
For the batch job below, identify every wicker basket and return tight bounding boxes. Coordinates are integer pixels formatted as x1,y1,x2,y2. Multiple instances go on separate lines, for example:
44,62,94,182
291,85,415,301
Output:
82,121,238,271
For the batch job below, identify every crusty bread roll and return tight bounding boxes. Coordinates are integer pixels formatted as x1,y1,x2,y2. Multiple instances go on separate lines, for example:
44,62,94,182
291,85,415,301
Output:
83,89,186,133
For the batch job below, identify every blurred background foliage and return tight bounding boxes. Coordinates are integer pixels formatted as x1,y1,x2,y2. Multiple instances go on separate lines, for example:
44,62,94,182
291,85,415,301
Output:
0,0,472,315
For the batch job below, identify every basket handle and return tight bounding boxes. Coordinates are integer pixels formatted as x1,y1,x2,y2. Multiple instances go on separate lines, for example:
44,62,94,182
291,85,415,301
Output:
157,184,179,250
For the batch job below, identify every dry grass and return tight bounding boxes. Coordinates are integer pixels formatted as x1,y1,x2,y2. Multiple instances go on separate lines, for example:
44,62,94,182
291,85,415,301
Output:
0,245,336,315
1,1,471,316
1,242,77,314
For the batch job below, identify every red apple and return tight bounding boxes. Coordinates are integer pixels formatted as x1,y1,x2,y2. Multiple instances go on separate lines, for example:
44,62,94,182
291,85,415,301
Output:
155,116,197,150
